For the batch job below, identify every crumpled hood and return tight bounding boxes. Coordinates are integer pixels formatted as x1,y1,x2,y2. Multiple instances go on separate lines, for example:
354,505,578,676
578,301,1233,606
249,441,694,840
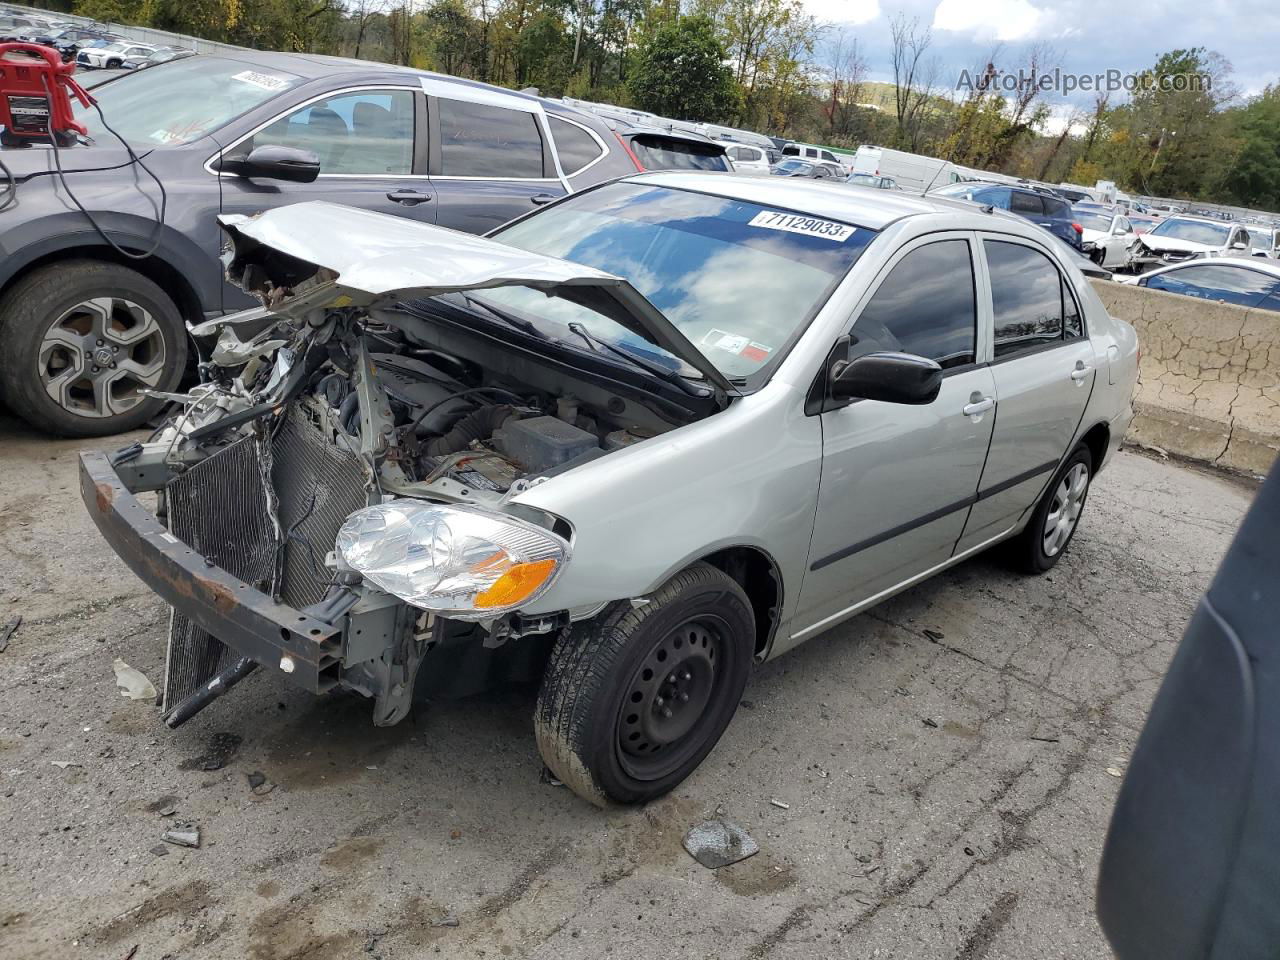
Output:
1080,228,1111,244
218,201,735,395
1138,234,1217,254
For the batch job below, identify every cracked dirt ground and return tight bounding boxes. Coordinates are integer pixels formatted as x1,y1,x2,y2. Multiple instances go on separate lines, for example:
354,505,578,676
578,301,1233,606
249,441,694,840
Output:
0,413,1258,960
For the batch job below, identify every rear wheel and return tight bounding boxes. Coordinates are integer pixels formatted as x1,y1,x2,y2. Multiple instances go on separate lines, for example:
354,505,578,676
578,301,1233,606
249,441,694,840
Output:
534,563,754,806
0,260,187,437
1011,444,1093,573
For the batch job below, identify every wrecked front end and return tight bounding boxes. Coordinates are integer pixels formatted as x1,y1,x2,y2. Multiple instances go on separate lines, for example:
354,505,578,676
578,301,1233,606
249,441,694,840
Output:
80,201,724,729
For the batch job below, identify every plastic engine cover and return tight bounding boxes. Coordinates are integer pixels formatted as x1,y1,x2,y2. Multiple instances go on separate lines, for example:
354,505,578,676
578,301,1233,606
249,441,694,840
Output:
496,415,600,472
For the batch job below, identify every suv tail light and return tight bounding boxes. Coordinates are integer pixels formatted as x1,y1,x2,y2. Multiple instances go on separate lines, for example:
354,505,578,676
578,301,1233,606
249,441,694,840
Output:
1071,222,1084,234
613,132,644,172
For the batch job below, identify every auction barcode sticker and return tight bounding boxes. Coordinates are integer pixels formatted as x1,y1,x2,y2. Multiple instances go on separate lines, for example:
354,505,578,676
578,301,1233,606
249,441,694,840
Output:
748,211,856,241
231,70,291,91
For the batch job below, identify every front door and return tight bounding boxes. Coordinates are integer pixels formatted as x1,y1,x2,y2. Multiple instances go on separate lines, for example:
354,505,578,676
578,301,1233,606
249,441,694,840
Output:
957,237,1097,552
794,235,997,640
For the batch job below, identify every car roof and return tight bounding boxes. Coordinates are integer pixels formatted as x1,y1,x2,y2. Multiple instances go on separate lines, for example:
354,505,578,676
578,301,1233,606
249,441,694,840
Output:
631,172,989,230
618,125,721,147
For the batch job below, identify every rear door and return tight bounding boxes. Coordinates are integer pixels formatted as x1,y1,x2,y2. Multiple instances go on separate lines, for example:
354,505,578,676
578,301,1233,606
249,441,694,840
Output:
957,236,1097,551
425,82,567,235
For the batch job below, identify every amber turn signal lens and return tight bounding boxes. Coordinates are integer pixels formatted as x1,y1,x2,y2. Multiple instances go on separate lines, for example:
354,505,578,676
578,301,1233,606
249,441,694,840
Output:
474,558,557,609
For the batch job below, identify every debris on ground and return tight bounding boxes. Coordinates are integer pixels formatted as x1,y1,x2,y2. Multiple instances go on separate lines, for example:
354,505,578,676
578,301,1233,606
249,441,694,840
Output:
539,767,563,788
123,945,139,960
768,798,790,810
246,770,276,796
1105,767,1124,778
179,732,242,772
112,659,157,701
157,805,177,817
0,616,19,652
161,824,200,848
431,913,460,928
150,844,169,857
922,717,939,728
50,761,79,770
682,819,759,869
923,629,945,641
1030,735,1060,743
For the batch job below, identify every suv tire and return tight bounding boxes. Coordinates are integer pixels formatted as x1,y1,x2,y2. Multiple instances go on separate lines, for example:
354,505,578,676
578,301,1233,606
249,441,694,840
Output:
534,562,754,806
0,259,187,437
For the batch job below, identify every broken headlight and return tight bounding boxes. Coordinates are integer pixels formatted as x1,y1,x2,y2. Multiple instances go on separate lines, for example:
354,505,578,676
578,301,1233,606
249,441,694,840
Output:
336,501,568,620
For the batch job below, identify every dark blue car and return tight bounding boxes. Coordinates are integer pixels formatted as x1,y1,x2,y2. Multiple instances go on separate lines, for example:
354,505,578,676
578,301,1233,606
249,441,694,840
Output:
932,182,1083,250
1132,260,1280,311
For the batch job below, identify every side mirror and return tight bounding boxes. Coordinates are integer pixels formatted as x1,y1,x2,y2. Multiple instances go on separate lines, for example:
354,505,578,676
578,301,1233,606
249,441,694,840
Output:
830,351,943,405
1230,239,1249,251
219,145,320,183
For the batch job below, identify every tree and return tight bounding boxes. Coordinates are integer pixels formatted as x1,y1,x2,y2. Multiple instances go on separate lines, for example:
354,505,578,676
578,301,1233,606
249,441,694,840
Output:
1219,86,1280,208
627,14,738,122
888,13,937,151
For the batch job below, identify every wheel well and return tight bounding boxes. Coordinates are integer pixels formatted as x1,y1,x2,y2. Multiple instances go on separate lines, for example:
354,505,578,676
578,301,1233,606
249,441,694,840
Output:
699,546,782,658
1,246,204,323
1081,422,1110,471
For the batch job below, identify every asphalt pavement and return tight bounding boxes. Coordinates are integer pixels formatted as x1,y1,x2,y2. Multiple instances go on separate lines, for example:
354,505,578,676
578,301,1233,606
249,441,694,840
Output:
0,413,1257,960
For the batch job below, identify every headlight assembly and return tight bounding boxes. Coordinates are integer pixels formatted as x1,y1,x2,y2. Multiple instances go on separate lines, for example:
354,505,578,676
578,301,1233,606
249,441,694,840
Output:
336,500,569,619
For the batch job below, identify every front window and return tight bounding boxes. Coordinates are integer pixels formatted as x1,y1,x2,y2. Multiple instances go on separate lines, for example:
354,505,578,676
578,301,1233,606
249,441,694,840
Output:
74,56,303,146
1149,218,1231,246
251,89,415,175
484,182,876,380
1075,212,1114,232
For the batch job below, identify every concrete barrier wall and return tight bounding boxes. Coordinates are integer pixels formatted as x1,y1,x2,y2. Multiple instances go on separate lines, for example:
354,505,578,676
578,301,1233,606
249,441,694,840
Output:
1090,279,1280,476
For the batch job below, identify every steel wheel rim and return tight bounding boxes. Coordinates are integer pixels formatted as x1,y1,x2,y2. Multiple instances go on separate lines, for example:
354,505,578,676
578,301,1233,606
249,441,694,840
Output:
616,616,728,781
37,296,166,419
1043,462,1089,557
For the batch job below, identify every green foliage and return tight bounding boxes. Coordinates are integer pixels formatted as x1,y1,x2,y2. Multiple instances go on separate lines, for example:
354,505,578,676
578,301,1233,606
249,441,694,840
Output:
627,15,738,122
1218,86,1280,208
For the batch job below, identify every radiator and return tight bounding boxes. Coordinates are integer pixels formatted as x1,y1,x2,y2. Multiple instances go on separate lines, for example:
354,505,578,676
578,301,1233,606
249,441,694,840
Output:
161,406,367,719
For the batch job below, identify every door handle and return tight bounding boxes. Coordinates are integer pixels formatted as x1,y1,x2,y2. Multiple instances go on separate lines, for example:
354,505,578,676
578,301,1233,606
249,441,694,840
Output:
529,194,557,206
962,397,994,417
1070,362,1093,382
386,190,432,205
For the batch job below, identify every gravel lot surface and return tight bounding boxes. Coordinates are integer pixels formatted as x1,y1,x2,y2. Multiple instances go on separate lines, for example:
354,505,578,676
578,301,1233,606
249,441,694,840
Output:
0,414,1256,960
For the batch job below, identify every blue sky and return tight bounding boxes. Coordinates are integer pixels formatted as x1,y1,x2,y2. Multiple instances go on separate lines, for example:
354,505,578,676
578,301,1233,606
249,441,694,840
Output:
801,0,1277,115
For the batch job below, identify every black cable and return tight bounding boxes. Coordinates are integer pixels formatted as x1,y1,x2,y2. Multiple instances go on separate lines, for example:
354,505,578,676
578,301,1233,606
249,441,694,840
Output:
0,156,16,213
41,72,166,260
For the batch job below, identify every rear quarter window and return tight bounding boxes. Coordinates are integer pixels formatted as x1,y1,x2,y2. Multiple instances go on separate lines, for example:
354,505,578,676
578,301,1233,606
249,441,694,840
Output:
548,116,604,176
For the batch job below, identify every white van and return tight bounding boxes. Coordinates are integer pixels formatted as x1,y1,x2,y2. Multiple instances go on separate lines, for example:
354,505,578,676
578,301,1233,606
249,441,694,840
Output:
854,145,961,195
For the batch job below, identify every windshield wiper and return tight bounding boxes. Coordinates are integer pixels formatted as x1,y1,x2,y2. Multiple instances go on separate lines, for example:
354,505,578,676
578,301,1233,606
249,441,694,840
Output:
460,293,548,340
566,322,706,397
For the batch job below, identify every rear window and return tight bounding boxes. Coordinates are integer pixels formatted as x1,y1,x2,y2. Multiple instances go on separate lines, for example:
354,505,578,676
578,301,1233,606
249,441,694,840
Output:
74,56,302,146
629,135,729,172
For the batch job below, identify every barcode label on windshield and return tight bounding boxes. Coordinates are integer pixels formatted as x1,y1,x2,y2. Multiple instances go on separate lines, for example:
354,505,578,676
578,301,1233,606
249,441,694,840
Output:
231,70,291,91
748,211,855,241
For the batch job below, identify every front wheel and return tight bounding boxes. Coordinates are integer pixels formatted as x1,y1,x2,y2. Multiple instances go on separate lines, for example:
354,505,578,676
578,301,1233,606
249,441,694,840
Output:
534,562,755,806
1010,444,1093,573
0,260,187,437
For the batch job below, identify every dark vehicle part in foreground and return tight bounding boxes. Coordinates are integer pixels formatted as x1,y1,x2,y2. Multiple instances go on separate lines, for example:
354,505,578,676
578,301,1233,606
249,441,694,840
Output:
1097,459,1279,960
0,50,635,438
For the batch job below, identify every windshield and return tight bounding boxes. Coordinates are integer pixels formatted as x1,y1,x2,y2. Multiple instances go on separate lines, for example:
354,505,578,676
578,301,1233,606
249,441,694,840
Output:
74,57,302,146
485,182,875,380
775,159,809,173
1247,229,1274,249
1150,218,1231,245
1076,212,1114,231
848,174,877,185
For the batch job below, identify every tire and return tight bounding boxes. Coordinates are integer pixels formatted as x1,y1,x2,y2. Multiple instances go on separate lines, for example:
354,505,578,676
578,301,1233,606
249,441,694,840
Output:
0,259,187,437
534,562,755,807
1010,444,1093,574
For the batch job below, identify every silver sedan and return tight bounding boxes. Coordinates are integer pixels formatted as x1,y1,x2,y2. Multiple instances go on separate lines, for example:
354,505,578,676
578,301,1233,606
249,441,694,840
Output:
81,174,1139,807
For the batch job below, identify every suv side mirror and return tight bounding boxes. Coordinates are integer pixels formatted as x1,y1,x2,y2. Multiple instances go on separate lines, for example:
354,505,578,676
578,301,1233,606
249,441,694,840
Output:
219,145,320,183
1230,239,1249,251
830,351,943,404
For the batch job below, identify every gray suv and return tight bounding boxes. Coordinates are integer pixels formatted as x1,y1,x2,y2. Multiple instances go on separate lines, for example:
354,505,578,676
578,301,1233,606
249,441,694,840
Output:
0,51,636,436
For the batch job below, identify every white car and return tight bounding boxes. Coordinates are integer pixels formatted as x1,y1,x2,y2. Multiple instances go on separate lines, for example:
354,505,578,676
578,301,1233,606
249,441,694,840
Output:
1129,216,1253,271
724,143,771,176
1075,210,1135,269
77,41,157,69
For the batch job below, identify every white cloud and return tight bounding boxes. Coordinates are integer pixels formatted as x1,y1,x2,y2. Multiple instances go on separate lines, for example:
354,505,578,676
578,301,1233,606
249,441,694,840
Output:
932,0,1046,42
802,0,880,25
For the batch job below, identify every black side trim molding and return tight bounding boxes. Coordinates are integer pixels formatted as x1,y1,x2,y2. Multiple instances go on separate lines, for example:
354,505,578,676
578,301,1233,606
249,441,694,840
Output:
809,458,1059,572
976,459,1059,502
